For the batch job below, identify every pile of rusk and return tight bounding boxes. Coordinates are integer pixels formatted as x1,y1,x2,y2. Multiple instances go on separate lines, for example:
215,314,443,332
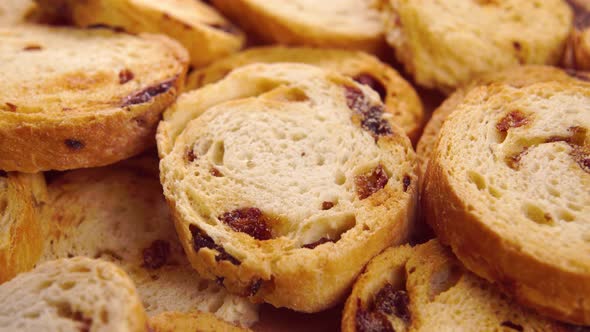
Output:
0,0,589,331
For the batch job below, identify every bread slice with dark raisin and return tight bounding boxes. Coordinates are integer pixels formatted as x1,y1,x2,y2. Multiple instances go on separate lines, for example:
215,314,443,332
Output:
36,154,258,328
158,63,417,312
342,240,576,332
0,25,188,172
423,81,590,324
150,311,250,332
35,0,244,68
0,171,45,284
186,46,424,143
0,257,148,332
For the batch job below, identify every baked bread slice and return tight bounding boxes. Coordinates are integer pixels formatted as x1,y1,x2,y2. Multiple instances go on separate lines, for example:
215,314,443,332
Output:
342,240,574,332
0,171,46,284
158,63,417,312
186,46,424,143
564,0,590,70
0,0,36,26
416,65,590,186
38,154,258,328
0,257,148,332
376,0,573,93
0,25,188,172
35,0,245,68
423,81,590,324
210,0,386,55
150,311,249,332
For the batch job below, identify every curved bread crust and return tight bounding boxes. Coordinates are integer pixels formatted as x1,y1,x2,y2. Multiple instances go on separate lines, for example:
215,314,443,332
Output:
377,0,572,93
342,240,571,332
150,311,250,332
35,0,244,68
423,82,590,324
0,172,46,284
0,257,147,332
0,26,188,172
38,155,258,327
564,0,590,70
186,46,424,143
211,0,386,55
416,66,590,187
158,63,417,312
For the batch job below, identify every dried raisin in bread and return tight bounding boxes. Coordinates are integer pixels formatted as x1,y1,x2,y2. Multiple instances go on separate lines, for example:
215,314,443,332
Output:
210,0,386,55
150,311,250,332
416,65,590,187
37,154,258,328
0,25,188,172
0,171,45,283
423,81,590,324
186,46,424,143
376,0,572,93
0,257,147,332
158,63,417,312
342,240,573,332
35,0,244,68
564,0,590,70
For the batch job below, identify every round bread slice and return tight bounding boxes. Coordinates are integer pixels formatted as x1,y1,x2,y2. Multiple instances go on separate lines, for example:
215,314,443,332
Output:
35,0,244,68
423,81,590,324
564,0,590,70
416,66,590,187
0,257,148,332
0,171,46,284
38,154,258,327
186,46,424,143
210,0,386,55
342,240,578,332
158,63,418,312
0,25,188,172
150,311,249,332
376,0,572,93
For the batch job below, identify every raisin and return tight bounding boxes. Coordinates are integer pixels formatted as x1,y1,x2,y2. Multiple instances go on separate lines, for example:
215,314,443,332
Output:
374,285,411,323
345,85,365,111
64,139,85,150
186,148,197,162
122,78,175,106
403,175,411,192
219,208,272,240
496,111,529,132
4,103,16,112
189,225,241,265
248,279,263,296
512,41,522,51
500,321,524,331
321,201,334,210
355,165,389,199
23,45,42,51
0,170,7,177
142,240,170,269
118,69,134,84
566,0,590,29
216,277,225,286
303,238,332,249
208,22,240,35
353,73,387,101
215,250,241,265
506,148,529,170
355,305,394,332
210,167,223,177
72,311,92,332
344,86,392,138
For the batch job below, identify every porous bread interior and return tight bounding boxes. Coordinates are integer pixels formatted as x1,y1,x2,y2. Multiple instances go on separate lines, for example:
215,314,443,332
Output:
39,157,258,327
0,257,145,332
228,0,382,38
0,26,183,114
379,0,572,92
161,63,413,248
435,82,590,273
347,241,559,331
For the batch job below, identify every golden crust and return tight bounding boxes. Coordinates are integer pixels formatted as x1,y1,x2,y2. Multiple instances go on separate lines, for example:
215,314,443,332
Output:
158,64,417,312
0,27,188,172
35,0,245,68
211,0,387,56
564,0,590,70
0,172,46,284
423,82,590,324
149,311,250,332
187,46,424,143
